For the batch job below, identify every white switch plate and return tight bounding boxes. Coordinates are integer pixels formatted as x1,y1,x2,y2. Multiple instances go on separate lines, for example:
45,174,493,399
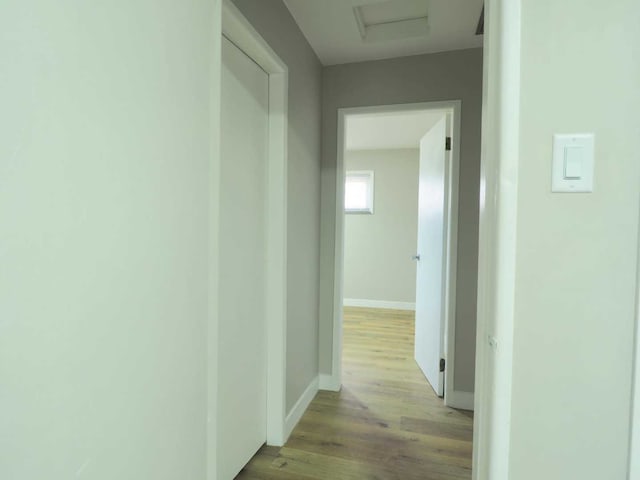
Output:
552,133,595,192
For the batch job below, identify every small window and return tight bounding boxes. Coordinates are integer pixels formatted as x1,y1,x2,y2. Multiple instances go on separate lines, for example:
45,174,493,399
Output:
345,171,374,214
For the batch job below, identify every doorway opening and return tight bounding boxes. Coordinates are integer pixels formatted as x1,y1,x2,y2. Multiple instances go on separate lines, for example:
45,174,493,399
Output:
332,100,473,475
216,2,288,479
333,101,467,407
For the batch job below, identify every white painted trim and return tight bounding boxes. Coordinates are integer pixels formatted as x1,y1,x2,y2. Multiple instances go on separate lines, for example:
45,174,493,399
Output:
446,390,475,411
319,373,342,392
222,1,287,73
283,376,319,443
331,111,347,392
343,298,416,311
207,2,222,479
631,288,640,480
472,1,521,479
220,0,289,450
629,207,640,479
443,105,461,409
332,100,462,415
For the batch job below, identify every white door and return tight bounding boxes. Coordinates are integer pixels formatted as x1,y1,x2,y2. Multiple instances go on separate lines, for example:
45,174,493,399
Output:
414,116,448,397
219,36,269,480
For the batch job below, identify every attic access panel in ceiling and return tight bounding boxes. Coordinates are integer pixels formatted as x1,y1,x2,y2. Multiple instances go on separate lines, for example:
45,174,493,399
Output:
354,0,430,43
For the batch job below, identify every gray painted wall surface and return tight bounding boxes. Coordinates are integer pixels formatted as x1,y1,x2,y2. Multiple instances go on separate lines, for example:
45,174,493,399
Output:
232,0,323,412
344,149,419,304
320,49,483,392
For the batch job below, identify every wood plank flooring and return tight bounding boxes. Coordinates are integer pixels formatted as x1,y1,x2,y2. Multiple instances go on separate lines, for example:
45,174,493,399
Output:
236,307,473,479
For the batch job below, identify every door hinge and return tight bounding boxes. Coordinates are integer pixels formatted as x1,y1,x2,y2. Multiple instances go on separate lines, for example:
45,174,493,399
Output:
445,137,452,151
439,358,446,372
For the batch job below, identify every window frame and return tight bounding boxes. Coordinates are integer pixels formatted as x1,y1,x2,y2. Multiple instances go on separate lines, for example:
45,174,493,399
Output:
344,170,375,214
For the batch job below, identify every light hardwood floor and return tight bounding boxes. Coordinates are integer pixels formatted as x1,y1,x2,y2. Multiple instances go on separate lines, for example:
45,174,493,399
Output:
236,307,473,479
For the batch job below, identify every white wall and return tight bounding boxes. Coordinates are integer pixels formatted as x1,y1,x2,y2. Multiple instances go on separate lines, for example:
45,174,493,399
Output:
475,0,640,478
509,1,640,478
0,0,216,478
343,149,419,307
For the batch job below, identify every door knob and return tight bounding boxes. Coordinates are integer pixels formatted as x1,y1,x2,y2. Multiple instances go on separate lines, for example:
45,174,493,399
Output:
412,254,421,261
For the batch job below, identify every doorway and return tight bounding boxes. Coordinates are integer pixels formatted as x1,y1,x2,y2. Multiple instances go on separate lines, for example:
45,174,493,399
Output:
334,101,464,408
217,2,288,479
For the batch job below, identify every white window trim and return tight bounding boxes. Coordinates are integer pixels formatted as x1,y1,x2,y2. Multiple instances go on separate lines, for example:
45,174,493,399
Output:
345,170,374,214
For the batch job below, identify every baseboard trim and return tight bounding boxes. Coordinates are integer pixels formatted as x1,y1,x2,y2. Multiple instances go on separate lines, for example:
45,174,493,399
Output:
319,373,341,392
284,376,319,442
343,298,416,311
445,390,475,411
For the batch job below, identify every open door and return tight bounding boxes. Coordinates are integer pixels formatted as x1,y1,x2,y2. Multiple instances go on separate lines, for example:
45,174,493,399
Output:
414,115,447,397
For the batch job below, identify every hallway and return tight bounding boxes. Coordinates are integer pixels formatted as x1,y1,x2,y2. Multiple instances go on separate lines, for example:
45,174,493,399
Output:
236,307,473,479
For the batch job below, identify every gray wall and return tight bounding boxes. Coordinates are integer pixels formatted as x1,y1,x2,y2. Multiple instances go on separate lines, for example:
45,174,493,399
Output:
320,49,483,393
232,0,323,412
344,149,419,304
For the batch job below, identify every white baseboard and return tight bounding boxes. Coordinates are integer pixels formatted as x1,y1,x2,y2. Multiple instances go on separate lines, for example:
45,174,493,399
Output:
319,373,341,392
343,298,416,311
284,376,319,442
445,390,475,411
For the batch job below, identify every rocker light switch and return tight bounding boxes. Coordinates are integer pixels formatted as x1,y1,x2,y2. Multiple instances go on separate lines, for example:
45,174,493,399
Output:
563,147,583,179
552,134,594,192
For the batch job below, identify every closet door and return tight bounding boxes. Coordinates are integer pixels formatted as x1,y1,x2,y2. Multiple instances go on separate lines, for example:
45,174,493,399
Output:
218,35,269,480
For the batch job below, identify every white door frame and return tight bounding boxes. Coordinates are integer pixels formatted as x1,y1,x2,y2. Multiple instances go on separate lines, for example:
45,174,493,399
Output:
630,231,640,478
471,0,521,478
220,0,289,447
329,101,462,408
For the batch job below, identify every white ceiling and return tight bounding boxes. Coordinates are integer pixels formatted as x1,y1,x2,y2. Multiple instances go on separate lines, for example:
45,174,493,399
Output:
283,0,484,65
346,110,448,151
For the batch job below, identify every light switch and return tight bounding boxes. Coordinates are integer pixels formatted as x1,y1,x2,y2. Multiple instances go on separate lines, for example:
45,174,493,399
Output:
563,146,583,179
552,134,594,192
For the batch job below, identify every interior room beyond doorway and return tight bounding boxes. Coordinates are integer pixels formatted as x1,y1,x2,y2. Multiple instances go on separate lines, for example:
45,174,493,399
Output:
334,102,472,410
